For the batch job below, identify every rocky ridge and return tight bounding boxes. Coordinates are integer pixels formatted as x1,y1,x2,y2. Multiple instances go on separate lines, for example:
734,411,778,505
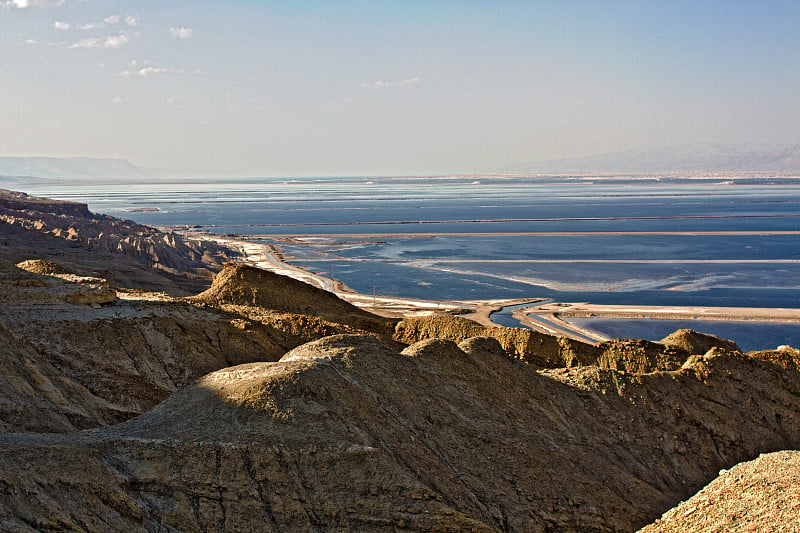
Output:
394,315,738,373
2,335,800,531
0,256,399,434
194,262,395,339
0,189,232,294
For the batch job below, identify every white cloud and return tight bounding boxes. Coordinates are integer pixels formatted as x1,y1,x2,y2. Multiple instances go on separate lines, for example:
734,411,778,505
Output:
74,14,133,31
53,20,70,30
118,62,203,78
103,33,128,48
69,37,100,48
3,0,64,8
360,77,421,89
170,27,193,39
69,33,129,49
137,67,167,77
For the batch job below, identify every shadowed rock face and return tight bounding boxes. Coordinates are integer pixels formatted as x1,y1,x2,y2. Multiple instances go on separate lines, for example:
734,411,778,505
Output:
0,189,92,218
0,307,285,433
0,260,398,434
2,334,800,531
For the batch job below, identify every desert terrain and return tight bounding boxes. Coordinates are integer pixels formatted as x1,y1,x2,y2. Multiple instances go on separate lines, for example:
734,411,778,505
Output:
1,189,799,531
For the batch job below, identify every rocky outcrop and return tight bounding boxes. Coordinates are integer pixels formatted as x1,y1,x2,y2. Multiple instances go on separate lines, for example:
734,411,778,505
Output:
395,314,703,372
394,314,599,368
0,188,234,294
15,258,70,275
750,344,800,372
640,451,800,532
1,334,800,531
660,328,741,354
0,259,402,434
595,338,689,373
0,189,92,218
195,263,397,339
63,286,118,305
0,307,285,433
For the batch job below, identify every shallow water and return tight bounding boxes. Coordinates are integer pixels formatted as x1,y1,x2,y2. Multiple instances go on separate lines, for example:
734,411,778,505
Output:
22,174,800,349
567,317,800,352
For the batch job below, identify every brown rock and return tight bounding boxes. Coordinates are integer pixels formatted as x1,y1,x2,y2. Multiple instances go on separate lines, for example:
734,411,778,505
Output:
639,451,800,532
64,286,118,305
16,259,70,275
194,263,396,339
660,328,741,355
1,334,800,531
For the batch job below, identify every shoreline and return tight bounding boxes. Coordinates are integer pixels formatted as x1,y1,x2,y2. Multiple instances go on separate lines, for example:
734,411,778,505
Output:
188,231,543,323
186,231,800,344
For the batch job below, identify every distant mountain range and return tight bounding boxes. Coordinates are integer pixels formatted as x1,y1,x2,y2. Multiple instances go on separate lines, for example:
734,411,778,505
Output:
507,143,800,173
3,144,800,180
0,157,148,180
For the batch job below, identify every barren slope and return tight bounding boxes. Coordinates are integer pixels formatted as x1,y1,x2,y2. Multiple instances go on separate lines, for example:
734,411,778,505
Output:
2,189,800,531
2,335,800,531
0,189,232,294
0,258,395,433
194,263,395,335
640,450,800,532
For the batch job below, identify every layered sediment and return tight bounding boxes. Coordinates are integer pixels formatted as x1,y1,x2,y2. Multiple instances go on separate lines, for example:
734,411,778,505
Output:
0,188,233,294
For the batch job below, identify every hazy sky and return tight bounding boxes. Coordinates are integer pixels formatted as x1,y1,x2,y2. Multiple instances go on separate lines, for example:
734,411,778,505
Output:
1,1,799,176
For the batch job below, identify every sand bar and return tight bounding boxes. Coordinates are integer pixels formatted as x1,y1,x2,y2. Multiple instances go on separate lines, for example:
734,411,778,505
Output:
529,302,800,323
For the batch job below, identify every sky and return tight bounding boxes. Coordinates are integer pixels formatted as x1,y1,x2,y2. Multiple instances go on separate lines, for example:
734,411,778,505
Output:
1,0,799,177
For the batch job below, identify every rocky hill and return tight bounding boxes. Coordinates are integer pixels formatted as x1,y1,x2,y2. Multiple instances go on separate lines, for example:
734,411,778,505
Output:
1,334,800,531
0,254,399,434
0,189,232,294
395,315,737,373
194,262,395,339
0,189,799,531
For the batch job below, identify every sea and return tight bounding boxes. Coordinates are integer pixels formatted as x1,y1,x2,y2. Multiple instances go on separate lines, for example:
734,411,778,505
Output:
20,173,800,351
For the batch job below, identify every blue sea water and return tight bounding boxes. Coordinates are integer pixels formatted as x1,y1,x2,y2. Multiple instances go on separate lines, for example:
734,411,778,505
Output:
21,174,800,350
567,318,800,353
